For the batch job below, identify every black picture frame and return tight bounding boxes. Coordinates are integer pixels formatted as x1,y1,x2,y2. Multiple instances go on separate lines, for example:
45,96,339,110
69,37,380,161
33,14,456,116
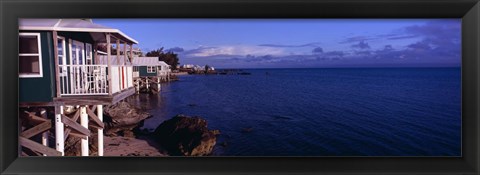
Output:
1,0,479,174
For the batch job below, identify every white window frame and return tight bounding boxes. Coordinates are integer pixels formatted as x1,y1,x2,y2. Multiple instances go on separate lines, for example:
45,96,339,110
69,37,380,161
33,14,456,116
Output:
57,36,67,76
70,40,86,65
147,66,156,73
86,43,93,65
19,33,43,78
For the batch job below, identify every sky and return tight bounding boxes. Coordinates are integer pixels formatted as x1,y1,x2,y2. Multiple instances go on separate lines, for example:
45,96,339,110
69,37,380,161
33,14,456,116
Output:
94,19,461,68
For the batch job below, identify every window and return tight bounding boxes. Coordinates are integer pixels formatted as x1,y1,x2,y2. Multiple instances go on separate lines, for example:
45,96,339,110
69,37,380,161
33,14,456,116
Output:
133,66,139,72
19,33,43,78
57,36,67,76
147,66,156,73
86,43,93,65
70,40,85,65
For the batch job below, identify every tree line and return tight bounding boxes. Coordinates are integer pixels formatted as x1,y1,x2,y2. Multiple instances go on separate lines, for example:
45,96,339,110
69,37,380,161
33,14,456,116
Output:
145,48,180,70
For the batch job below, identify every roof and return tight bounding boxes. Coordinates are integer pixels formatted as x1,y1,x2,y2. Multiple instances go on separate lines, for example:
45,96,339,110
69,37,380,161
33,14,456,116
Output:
132,57,170,67
19,19,138,44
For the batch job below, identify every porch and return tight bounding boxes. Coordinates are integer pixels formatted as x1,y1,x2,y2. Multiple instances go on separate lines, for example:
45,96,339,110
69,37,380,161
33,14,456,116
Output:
52,32,137,105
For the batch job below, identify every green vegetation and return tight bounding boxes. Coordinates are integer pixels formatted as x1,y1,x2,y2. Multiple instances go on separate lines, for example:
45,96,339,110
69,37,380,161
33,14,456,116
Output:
146,48,180,70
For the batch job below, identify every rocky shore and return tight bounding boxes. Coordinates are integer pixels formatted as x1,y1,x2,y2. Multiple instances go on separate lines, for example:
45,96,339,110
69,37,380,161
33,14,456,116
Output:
153,115,220,156
63,100,220,156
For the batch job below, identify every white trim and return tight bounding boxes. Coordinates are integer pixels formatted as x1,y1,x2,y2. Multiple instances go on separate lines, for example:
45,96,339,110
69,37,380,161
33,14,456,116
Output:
71,40,86,65
19,33,43,78
53,19,62,28
57,36,67,76
86,43,93,65
97,50,107,55
18,26,138,44
147,66,156,73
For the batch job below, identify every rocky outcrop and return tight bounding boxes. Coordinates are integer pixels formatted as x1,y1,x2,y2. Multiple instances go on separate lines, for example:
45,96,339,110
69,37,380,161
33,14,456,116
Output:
103,101,151,137
153,115,220,156
64,132,99,156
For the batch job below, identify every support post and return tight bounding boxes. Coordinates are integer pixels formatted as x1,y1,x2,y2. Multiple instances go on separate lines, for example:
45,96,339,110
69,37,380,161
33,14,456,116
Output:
93,42,98,64
53,31,61,97
97,105,104,156
40,108,49,156
123,42,127,65
146,78,149,90
129,44,133,62
116,40,120,65
107,34,112,95
136,79,139,93
80,106,89,156
55,105,64,156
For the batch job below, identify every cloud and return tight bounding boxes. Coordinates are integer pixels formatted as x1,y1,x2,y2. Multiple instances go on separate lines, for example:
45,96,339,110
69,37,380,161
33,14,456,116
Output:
401,20,461,59
258,42,321,48
166,47,185,52
407,41,432,51
312,47,324,54
387,35,419,40
340,36,377,44
351,41,370,50
180,20,460,68
323,51,345,57
383,45,394,51
183,45,285,57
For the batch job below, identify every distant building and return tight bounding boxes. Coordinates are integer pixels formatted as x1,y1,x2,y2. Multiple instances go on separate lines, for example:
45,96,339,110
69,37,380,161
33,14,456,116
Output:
132,57,171,78
181,64,194,69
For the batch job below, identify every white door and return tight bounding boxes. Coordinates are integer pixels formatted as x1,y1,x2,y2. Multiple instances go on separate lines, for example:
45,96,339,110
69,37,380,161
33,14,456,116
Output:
70,40,86,94
71,40,85,65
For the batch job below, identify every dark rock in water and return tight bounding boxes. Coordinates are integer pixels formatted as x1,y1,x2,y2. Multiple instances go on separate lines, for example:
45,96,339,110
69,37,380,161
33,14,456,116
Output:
241,127,253,133
103,101,152,137
153,115,220,156
188,103,197,107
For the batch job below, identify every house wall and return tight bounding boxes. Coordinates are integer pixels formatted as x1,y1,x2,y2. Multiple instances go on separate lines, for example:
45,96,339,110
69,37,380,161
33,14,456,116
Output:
19,31,55,103
19,31,97,103
139,66,157,77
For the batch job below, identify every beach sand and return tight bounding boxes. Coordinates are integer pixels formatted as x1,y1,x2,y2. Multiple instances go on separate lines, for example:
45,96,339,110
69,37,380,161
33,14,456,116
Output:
104,136,168,156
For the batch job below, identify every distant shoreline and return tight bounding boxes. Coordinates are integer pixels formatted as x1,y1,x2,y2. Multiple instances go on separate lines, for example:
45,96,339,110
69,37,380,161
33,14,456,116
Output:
213,66,461,70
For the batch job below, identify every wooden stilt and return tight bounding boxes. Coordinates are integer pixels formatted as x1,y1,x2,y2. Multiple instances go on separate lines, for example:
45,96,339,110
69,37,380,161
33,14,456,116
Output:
136,80,140,93
97,105,104,156
39,108,49,156
55,105,65,156
146,78,149,90
80,106,89,156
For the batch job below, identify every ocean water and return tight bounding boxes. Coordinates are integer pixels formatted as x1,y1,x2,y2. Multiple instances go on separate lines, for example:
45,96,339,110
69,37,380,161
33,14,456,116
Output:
129,68,461,156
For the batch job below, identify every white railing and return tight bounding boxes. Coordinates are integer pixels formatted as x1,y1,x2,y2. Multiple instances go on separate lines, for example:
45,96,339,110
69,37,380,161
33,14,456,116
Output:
157,70,170,77
59,65,108,96
133,71,139,78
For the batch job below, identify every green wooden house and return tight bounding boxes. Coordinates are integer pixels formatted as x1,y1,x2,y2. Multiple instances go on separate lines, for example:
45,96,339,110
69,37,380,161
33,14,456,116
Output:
18,19,139,157
132,57,171,78
19,19,138,105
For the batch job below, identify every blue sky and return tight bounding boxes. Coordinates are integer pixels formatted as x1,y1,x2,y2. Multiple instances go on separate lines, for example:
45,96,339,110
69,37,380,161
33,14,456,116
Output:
94,19,461,68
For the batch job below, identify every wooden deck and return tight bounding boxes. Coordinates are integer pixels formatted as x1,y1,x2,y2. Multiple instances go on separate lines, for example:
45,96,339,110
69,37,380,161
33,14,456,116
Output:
52,87,135,105
20,87,136,107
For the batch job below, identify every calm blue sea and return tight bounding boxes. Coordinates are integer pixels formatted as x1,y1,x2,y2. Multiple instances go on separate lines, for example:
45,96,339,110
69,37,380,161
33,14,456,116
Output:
129,68,461,156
